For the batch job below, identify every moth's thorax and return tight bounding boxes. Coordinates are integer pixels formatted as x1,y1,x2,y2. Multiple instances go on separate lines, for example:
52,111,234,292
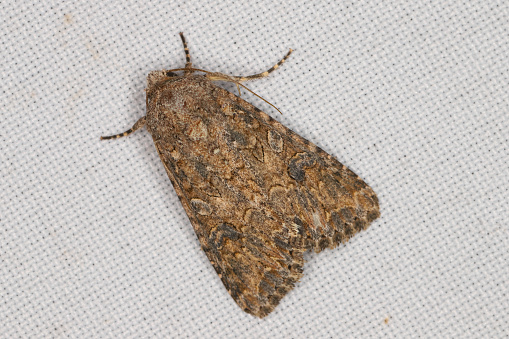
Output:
145,73,221,140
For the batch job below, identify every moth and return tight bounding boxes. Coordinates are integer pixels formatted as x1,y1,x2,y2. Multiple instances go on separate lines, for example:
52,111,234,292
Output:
102,33,380,318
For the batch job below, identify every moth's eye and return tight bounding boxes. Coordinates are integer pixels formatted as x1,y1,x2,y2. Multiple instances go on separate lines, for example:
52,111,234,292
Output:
166,71,178,77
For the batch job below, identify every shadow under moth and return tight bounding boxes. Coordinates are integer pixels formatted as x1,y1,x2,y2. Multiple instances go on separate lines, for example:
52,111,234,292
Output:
101,33,380,318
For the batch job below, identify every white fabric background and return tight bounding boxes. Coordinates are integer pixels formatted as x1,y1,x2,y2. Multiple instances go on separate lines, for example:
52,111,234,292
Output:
1,1,508,338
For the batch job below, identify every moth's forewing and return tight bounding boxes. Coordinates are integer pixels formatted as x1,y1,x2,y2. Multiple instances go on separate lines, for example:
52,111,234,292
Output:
146,74,379,317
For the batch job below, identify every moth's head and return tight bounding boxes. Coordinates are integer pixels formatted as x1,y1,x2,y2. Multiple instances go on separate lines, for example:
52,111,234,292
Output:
147,70,182,90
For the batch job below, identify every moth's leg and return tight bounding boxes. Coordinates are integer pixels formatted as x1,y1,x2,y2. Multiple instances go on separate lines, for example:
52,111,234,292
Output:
100,116,146,140
205,48,292,113
179,32,193,72
233,49,293,82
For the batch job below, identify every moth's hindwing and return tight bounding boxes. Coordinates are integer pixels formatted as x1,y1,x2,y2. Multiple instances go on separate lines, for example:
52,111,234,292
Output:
148,75,380,318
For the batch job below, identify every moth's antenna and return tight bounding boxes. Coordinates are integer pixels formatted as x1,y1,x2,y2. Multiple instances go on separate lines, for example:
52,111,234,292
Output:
236,82,283,115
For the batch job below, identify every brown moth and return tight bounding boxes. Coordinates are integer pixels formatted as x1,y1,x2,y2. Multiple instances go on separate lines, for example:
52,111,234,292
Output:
101,33,380,318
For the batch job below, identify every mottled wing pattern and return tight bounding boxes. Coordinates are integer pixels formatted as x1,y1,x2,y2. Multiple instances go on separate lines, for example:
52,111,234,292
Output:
224,90,381,253
148,75,379,317
154,136,306,318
